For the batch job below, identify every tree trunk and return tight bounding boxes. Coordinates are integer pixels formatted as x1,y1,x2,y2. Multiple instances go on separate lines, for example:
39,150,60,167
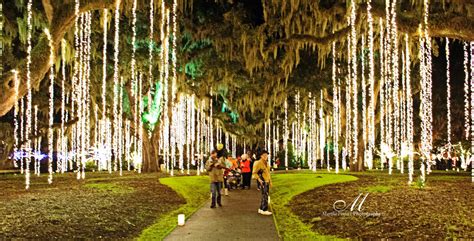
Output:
142,126,161,172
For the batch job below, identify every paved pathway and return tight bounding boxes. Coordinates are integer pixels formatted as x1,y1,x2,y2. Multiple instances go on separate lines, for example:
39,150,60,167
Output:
165,184,280,241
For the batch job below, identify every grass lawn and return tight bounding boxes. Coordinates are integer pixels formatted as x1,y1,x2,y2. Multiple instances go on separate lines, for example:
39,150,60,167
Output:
270,172,358,240
138,175,210,240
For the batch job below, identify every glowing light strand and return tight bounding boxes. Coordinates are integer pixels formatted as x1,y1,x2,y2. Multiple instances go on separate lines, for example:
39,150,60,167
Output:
367,0,375,170
45,28,55,184
25,0,33,190
446,38,451,155
361,35,367,168
13,70,19,168
464,42,470,140
284,99,289,170
470,41,474,182
379,18,385,170
113,0,121,173
332,42,339,174
350,1,358,166
60,39,67,173
405,34,414,184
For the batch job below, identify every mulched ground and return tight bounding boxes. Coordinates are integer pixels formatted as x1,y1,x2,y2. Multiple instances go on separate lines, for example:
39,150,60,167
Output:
0,172,185,239
290,171,474,239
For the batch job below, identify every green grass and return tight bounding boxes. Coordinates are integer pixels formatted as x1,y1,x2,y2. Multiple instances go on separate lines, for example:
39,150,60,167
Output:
138,175,210,240
270,172,358,240
84,183,134,194
362,185,393,193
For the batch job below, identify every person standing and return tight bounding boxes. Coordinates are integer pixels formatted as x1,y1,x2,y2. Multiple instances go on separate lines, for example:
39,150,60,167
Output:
240,154,252,189
205,150,224,208
252,150,272,215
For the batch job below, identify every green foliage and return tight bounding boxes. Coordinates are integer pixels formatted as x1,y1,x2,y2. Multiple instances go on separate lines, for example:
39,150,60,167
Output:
414,176,426,189
142,82,163,131
85,160,97,172
138,176,210,240
271,172,358,240
184,59,204,79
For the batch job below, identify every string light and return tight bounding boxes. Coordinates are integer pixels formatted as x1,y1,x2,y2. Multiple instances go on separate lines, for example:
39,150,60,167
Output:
19,97,24,173
350,1,357,167
60,39,66,173
326,115,330,172
319,90,325,170
419,0,433,181
186,96,191,174
172,0,178,100
464,42,470,140
196,100,201,175
470,41,474,183
102,9,108,149
284,99,288,170
33,105,38,176
85,12,92,168
309,93,315,171
367,0,375,170
446,38,451,155
209,98,213,152
379,18,385,170
361,35,367,168
149,0,154,94
113,0,121,173
25,0,33,190
405,34,414,184
44,28,55,184
332,42,339,174
12,70,19,168
131,0,137,97
137,73,143,173
119,77,124,176
391,0,400,161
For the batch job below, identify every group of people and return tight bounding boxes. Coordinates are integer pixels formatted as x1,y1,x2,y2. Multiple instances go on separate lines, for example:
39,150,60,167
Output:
205,146,273,216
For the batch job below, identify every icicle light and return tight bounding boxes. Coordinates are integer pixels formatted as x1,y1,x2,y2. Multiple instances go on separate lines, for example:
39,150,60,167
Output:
361,35,367,168
13,70,19,167
60,39,67,173
102,9,108,159
284,99,289,170
45,28,55,184
332,42,339,174
367,0,375,170
391,0,400,159
419,0,433,181
464,42,470,140
149,0,154,91
113,0,121,170
405,34,414,184
379,18,385,170
350,1,358,165
470,41,474,182
25,0,33,190
446,38,451,155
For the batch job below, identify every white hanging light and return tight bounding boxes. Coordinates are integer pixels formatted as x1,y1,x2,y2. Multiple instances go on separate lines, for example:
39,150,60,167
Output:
464,42,470,140
332,42,339,174
25,0,34,190
45,27,55,184
446,38,451,156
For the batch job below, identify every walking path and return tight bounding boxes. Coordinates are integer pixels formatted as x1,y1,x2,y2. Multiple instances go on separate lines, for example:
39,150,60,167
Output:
164,184,280,241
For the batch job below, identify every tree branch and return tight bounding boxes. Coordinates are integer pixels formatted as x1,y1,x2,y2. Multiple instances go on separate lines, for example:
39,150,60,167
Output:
0,0,115,117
